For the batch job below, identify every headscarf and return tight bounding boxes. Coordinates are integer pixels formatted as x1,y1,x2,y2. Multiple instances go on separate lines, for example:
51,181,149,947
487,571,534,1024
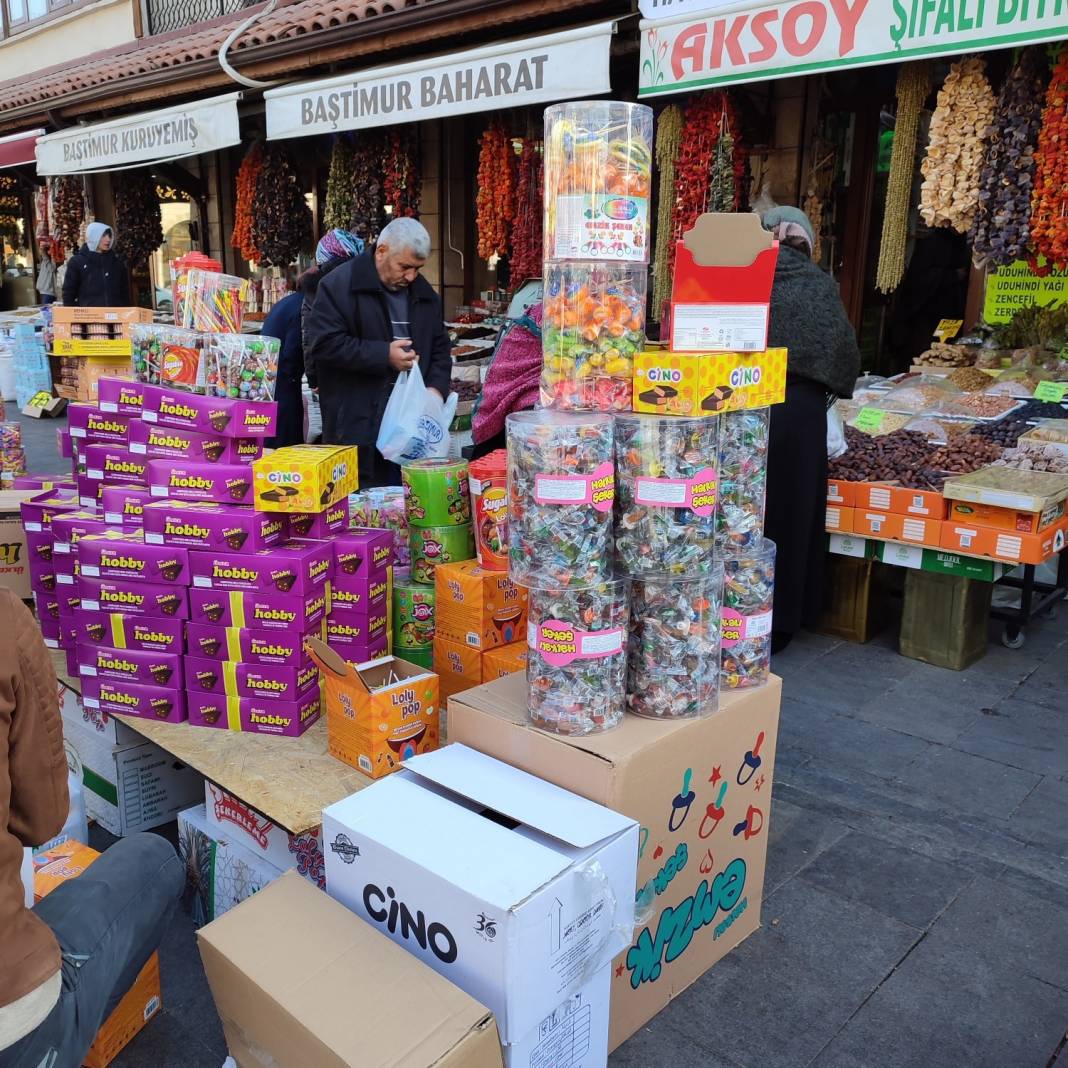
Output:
315,228,364,266
86,222,113,253
760,206,815,258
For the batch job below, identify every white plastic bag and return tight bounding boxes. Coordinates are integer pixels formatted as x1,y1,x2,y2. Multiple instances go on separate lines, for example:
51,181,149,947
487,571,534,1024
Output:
377,363,458,463
827,404,848,460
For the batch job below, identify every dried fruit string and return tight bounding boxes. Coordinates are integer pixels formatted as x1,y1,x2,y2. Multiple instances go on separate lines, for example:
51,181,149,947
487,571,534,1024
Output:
651,104,682,317
113,171,163,270
510,137,543,283
250,145,311,267
383,128,420,219
476,121,515,260
230,142,263,262
1031,44,1068,270
323,137,356,232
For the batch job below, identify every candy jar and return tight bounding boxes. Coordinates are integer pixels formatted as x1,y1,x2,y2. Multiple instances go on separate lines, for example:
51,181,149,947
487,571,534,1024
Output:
349,488,409,567
716,408,770,551
721,539,776,690
526,578,629,735
204,334,280,401
614,412,720,575
507,410,614,588
402,459,471,528
628,566,724,719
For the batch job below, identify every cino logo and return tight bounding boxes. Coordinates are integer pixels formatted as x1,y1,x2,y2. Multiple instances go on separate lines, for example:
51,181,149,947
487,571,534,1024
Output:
364,883,458,964
647,367,682,384
330,832,360,864
729,365,762,389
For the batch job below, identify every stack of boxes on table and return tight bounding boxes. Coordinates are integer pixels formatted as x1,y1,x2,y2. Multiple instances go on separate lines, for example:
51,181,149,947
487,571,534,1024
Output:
50,306,152,402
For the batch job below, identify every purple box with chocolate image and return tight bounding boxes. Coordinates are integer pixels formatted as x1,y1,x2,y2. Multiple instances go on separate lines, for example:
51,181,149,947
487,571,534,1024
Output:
78,643,183,687
325,607,388,662
101,487,155,528
141,500,287,552
77,532,191,585
71,609,184,653
328,576,389,618
25,529,56,570
185,623,316,667
184,655,320,702
76,474,108,510
189,539,332,596
141,385,277,439
34,592,60,624
329,528,393,584
67,405,133,446
188,586,328,631
53,551,79,586
20,490,79,533
82,445,149,486
82,675,187,723
287,499,350,540
51,511,112,553
148,460,253,505
78,576,189,618
186,689,321,737
97,377,144,414
130,421,263,465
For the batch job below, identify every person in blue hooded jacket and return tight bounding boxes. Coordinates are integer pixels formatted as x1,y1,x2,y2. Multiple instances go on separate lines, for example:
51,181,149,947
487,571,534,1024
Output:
61,222,130,307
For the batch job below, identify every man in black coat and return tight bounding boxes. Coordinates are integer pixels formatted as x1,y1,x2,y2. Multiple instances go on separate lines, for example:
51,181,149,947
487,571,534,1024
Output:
306,217,452,488
61,222,130,307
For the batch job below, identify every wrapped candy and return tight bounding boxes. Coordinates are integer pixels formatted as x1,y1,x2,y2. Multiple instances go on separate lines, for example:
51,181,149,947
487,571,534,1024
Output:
716,408,770,551
628,567,723,719
203,334,280,401
349,488,409,567
720,539,776,690
0,423,22,450
526,578,629,735
507,411,614,589
540,262,645,412
131,324,205,390
178,270,245,333
615,413,719,575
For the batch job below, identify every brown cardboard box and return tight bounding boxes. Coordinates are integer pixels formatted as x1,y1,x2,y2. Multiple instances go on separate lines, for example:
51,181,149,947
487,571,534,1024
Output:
446,673,781,1051
0,489,38,598
197,870,504,1068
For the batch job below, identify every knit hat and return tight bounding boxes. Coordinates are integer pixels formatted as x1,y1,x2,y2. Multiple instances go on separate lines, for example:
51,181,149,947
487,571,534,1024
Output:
315,228,364,266
760,206,815,256
86,222,113,252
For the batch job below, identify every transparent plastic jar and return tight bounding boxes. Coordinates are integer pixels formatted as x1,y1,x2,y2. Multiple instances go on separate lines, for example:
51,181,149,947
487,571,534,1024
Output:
716,407,769,551
720,539,776,690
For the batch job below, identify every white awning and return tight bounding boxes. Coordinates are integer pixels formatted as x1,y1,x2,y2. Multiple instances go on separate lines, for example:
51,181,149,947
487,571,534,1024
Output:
35,93,242,175
264,21,615,140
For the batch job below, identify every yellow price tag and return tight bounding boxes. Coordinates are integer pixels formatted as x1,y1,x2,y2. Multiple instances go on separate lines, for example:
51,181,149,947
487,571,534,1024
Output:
934,319,963,343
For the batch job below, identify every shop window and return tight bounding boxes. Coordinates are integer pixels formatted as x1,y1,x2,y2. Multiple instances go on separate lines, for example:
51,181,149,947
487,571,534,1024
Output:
2,0,92,34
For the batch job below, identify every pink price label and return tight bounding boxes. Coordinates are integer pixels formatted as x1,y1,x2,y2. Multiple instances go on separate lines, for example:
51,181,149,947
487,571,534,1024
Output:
633,466,717,517
533,461,614,513
721,609,773,649
529,618,625,667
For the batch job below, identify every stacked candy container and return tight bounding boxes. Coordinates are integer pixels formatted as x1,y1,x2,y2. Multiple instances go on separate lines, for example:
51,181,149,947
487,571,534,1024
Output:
393,567,436,669
721,539,776,690
628,566,724,719
179,270,246,333
203,334,280,401
349,487,409,567
716,408,770,551
614,413,720,575
401,459,473,585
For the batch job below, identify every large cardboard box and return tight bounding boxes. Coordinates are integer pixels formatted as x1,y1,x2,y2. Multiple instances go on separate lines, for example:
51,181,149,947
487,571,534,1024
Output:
0,489,38,598
197,869,504,1068
447,674,781,1051
322,744,638,1043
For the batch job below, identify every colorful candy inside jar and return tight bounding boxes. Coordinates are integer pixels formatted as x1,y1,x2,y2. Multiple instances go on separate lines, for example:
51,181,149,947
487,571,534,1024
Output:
716,407,770,551
720,539,776,690
203,334,280,402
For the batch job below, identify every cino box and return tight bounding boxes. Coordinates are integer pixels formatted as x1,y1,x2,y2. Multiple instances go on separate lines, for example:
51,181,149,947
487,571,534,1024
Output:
142,500,287,552
307,638,439,778
78,576,189,618
130,421,261,465
67,404,133,445
77,532,191,585
188,586,328,631
71,609,185,654
186,623,316,667
81,444,149,486
141,384,277,438
434,560,528,651
148,460,254,505
322,743,638,1044
79,644,184,687
186,689,323,738
82,676,188,723
252,444,359,512
189,539,332,596
446,673,781,1051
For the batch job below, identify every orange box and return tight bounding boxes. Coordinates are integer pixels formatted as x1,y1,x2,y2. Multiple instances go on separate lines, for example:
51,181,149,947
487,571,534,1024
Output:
482,641,529,680
32,840,100,899
825,505,855,534
940,517,1068,564
433,637,483,700
888,486,948,519
895,516,942,548
434,560,527,651
827,479,857,506
947,498,1065,534
853,510,898,539
854,482,896,512
307,637,439,778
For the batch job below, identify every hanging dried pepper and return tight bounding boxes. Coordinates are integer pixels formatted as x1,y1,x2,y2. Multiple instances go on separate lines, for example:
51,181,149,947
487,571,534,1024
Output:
651,104,683,316
383,128,420,219
250,145,311,267
509,137,543,283
50,176,85,255
351,131,386,242
1031,44,1068,271
323,136,356,233
231,142,263,262
113,171,163,270
476,121,515,260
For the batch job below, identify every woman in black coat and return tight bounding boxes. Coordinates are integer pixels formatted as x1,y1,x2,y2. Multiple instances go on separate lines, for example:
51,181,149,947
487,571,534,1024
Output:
61,222,130,307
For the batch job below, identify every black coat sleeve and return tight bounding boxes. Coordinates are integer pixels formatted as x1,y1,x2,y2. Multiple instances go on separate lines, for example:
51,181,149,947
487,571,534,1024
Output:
116,258,131,305
301,294,318,388
306,270,390,377
423,302,452,398
61,255,81,305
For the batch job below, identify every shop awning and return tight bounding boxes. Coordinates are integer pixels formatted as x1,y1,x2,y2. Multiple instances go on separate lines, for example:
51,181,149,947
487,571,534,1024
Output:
35,93,241,176
264,21,615,140
638,0,1068,97
0,128,44,169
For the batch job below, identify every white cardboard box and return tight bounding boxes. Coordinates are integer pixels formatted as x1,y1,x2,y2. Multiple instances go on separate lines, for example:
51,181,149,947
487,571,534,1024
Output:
59,680,140,747
204,782,325,889
323,743,637,1043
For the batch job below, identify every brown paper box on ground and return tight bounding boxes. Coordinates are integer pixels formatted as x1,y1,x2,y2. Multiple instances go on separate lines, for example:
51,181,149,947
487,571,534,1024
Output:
447,673,782,1052
197,870,504,1068
0,490,39,599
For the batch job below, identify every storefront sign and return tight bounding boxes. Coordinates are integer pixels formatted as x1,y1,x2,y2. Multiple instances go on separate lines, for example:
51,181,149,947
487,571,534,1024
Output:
265,23,614,139
983,259,1068,325
639,0,1068,95
36,94,241,176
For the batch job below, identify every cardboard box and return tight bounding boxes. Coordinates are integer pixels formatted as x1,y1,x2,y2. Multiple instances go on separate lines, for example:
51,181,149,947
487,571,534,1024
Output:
52,306,153,331
53,338,133,357
307,639,440,778
97,377,143,414
186,688,323,738
670,213,778,352
853,482,896,512
0,489,37,598
827,479,857,506
942,469,1068,514
888,485,947,519
322,744,638,1043
482,642,529,680
940,516,1068,565
825,505,854,534
196,870,504,1068
895,516,943,548
252,444,359,512
434,560,527,651
434,637,484,699
947,498,1064,534
447,674,780,1050
853,509,897,540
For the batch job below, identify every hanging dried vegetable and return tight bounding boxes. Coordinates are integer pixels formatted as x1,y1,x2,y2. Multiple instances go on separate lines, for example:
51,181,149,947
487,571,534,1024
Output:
231,142,263,262
876,62,931,295
919,57,996,233
50,176,85,254
323,137,356,233
1031,45,1068,271
351,131,386,242
651,104,683,316
708,122,735,213
510,137,543,283
383,128,420,219
113,171,163,270
802,137,836,263
476,121,515,259
250,145,311,267
969,47,1047,270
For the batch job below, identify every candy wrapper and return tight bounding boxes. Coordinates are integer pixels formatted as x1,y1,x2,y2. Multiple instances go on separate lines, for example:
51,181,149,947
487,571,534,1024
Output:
628,568,723,720
721,539,775,690
130,324,206,390
203,334,280,402
349,488,409,567
507,410,615,589
716,407,770,551
540,262,645,412
614,413,719,575
526,579,629,735
178,270,245,333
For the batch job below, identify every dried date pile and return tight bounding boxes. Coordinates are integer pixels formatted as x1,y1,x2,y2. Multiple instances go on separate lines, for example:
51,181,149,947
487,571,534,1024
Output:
829,426,939,487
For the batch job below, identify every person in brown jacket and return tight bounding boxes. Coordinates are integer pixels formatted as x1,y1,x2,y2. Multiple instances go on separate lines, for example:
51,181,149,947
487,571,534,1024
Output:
0,590,183,1066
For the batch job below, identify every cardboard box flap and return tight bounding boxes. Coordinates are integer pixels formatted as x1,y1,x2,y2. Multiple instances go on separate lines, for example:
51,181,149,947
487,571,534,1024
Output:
682,212,777,268
403,745,635,851
307,637,432,686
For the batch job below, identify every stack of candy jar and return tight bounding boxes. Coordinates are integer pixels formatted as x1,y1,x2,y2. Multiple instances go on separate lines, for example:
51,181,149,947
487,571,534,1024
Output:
721,539,776,690
628,567,723,719
392,566,436,670
614,413,720,575
716,407,770,551
401,459,473,586
349,487,409,567
541,100,653,413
